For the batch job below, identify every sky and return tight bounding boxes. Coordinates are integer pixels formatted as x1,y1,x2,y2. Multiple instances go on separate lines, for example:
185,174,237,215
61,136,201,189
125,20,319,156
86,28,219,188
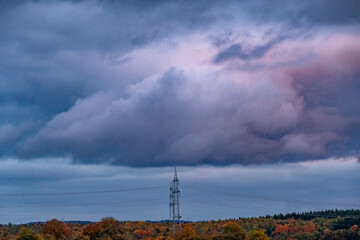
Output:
0,0,359,223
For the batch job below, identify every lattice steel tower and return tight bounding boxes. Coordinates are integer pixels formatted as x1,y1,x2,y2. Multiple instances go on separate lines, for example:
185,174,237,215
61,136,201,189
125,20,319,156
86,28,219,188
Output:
169,167,181,234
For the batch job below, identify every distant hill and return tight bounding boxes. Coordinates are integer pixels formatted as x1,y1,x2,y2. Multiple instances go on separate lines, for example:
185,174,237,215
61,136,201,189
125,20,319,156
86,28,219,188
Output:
269,209,360,220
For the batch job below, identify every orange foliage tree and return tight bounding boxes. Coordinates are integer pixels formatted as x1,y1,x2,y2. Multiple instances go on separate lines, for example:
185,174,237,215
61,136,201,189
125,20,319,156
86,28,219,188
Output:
16,228,39,240
82,223,102,240
42,219,72,240
221,221,246,240
273,224,289,235
134,229,149,238
178,226,196,240
248,230,269,240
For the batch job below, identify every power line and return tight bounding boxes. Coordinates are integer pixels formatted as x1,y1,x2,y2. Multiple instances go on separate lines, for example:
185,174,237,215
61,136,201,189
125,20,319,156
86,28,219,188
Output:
182,196,277,212
0,186,168,197
182,186,360,207
0,205,169,217
0,198,166,209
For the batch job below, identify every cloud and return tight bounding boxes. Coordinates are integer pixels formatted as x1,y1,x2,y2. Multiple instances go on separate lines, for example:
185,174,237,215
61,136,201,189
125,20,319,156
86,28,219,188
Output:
19,29,360,166
282,132,337,155
0,0,359,166
213,38,282,63
21,67,305,166
239,0,360,27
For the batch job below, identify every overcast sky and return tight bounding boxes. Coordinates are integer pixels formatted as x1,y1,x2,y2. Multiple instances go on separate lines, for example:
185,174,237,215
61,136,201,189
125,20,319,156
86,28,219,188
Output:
0,0,359,223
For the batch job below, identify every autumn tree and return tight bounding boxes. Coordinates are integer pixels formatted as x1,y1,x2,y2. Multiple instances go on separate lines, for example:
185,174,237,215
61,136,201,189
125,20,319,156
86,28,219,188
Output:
331,229,346,240
134,229,149,239
350,225,359,232
16,228,39,240
248,230,269,240
154,236,166,240
214,221,246,240
178,226,196,240
98,217,124,240
273,224,288,235
82,223,102,240
42,219,72,240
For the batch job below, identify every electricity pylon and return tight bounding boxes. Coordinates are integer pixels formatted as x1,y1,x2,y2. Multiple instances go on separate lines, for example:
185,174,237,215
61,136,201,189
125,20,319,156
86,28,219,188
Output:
169,167,181,235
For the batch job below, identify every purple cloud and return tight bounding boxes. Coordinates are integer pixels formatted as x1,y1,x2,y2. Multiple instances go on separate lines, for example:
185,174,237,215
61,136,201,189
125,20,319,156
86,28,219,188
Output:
0,0,359,166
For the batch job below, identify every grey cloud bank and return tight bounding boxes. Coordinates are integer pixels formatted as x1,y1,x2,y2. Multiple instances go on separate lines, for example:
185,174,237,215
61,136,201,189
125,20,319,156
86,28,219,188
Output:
0,0,359,167
20,68,304,166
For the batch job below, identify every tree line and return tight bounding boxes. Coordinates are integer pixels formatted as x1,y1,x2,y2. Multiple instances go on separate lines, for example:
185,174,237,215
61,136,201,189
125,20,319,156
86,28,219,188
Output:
1,209,359,240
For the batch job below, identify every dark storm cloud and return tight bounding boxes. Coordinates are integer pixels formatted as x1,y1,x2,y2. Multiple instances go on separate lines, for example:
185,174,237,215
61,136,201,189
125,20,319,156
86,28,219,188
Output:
290,50,360,117
21,54,360,165
0,0,360,166
0,0,223,115
106,0,360,27
20,68,305,165
214,39,280,63
242,0,360,26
